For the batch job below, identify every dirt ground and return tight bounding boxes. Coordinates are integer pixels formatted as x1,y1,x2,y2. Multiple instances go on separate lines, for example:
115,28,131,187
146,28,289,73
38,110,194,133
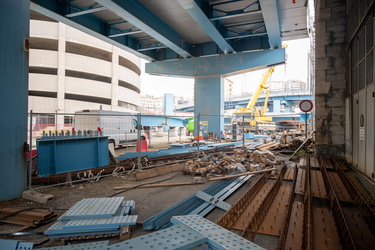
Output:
0,164,239,248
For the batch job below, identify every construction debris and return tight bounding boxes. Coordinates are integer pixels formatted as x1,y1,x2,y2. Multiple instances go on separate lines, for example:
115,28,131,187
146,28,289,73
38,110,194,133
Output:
182,148,282,177
114,181,204,190
0,207,58,228
207,168,278,181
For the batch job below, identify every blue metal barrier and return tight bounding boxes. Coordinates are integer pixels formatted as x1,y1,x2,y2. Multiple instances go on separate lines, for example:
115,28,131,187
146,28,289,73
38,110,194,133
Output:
37,135,109,176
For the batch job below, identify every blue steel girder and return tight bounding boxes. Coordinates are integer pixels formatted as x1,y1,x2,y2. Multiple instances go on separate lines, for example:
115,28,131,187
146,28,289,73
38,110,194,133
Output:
95,0,192,58
177,0,234,54
146,48,285,77
259,0,282,49
30,0,152,60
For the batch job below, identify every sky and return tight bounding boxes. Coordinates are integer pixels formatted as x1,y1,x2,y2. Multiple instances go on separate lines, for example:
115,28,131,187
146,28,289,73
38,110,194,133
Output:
140,38,310,98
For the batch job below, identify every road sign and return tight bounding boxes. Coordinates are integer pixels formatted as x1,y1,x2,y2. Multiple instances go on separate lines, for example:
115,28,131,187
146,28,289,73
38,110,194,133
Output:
299,100,313,112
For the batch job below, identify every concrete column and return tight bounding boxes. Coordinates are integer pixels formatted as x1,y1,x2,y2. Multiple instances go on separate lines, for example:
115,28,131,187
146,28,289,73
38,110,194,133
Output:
0,0,29,200
56,22,66,129
314,0,346,157
273,99,281,113
164,93,174,116
111,47,119,110
194,77,224,138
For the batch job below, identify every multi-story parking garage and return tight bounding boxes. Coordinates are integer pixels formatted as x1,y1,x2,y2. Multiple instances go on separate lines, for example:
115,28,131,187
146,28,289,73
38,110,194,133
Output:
29,10,142,121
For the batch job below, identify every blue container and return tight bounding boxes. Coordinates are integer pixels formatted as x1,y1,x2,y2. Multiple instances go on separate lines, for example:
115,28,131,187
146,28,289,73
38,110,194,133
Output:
36,136,109,176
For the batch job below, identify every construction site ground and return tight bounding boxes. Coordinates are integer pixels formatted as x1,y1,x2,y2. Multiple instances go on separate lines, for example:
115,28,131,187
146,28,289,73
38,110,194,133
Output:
0,149,374,249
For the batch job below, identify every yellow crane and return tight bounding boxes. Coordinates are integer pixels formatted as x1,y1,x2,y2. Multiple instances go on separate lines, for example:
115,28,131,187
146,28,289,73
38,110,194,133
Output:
232,67,274,132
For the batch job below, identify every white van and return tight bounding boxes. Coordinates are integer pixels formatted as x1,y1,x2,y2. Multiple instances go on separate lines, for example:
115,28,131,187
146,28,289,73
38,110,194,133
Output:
73,110,146,147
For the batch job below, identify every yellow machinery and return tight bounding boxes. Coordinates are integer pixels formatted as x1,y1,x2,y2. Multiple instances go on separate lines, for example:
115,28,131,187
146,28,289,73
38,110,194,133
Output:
232,67,275,132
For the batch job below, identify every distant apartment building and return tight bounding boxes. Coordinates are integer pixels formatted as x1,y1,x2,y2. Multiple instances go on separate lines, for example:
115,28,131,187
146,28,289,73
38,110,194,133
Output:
141,94,193,115
29,10,142,127
269,79,308,91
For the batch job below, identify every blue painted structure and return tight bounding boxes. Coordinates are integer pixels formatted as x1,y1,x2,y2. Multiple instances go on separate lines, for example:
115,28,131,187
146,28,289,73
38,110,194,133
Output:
171,215,264,249
37,135,109,176
143,172,251,230
164,93,174,116
178,93,312,112
141,115,185,128
195,77,224,138
145,48,285,77
0,0,29,200
44,198,137,238
109,224,206,250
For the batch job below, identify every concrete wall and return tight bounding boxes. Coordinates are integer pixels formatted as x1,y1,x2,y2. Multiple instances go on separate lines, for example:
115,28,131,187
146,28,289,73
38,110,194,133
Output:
314,0,347,157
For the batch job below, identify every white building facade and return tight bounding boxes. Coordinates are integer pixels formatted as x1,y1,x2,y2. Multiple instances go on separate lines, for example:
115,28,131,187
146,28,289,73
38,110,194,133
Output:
29,12,141,126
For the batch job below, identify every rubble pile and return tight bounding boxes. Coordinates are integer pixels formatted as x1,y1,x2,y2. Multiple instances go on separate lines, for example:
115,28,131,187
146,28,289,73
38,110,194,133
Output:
182,148,284,176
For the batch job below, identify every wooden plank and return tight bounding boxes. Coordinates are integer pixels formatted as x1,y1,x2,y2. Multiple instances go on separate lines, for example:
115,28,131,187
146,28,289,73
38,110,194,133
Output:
134,164,185,181
207,168,278,181
114,182,204,190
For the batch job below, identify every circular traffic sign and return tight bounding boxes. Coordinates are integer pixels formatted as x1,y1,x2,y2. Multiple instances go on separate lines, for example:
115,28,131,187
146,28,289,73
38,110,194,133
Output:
299,100,313,112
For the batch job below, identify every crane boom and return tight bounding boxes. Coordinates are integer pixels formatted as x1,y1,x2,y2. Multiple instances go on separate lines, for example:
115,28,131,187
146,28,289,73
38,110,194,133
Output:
246,67,274,110
261,89,271,116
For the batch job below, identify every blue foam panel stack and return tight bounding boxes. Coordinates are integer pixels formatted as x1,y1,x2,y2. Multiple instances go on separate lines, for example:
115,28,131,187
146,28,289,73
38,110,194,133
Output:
44,198,137,238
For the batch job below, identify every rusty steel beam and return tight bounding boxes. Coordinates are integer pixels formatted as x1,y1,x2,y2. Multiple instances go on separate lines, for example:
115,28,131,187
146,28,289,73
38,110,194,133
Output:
241,165,287,241
319,157,356,250
331,158,375,235
277,164,298,250
302,155,313,250
216,172,270,229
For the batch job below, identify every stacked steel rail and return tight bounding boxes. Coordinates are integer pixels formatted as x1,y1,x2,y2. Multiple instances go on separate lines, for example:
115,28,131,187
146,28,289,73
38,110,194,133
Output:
318,157,356,250
276,164,298,250
216,172,271,228
331,159,375,235
241,165,287,241
301,155,313,250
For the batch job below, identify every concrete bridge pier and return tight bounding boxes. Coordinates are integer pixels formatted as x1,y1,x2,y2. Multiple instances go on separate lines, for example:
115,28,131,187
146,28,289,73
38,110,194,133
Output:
194,77,224,139
0,0,29,200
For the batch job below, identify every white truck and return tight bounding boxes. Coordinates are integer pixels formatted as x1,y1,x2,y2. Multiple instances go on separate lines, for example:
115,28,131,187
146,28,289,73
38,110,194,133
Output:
73,110,146,147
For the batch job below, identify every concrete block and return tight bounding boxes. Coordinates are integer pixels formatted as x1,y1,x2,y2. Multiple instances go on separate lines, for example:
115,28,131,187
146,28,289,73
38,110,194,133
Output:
326,72,346,82
331,107,346,116
316,58,332,70
325,17,346,27
315,134,331,145
331,125,345,136
325,24,346,33
315,70,327,83
331,80,346,91
316,81,332,95
326,0,346,9
22,190,53,204
316,8,331,21
331,114,345,126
